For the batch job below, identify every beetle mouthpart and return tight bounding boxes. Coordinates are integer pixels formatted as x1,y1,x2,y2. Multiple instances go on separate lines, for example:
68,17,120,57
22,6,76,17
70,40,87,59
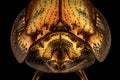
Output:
46,48,74,70
46,60,71,70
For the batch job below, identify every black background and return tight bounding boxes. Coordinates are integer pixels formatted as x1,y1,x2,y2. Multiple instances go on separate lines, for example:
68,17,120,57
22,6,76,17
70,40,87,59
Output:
1,0,118,80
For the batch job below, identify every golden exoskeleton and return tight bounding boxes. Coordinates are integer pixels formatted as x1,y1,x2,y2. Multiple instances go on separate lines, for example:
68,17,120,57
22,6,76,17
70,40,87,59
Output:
11,0,111,80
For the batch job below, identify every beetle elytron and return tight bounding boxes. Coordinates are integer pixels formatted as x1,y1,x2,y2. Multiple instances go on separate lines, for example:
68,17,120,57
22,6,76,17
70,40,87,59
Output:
10,0,111,80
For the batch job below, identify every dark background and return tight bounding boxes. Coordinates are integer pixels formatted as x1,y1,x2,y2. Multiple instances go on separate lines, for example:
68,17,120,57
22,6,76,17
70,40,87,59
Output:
1,0,118,80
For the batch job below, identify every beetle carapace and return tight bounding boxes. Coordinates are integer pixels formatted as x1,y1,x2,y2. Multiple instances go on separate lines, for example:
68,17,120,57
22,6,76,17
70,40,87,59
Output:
11,0,111,80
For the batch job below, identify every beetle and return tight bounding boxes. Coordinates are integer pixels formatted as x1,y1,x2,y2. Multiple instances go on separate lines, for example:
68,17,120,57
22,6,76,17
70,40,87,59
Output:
10,0,111,80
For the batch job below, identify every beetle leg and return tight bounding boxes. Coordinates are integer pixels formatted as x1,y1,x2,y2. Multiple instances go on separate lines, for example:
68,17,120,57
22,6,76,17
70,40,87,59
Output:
32,71,44,80
76,70,88,80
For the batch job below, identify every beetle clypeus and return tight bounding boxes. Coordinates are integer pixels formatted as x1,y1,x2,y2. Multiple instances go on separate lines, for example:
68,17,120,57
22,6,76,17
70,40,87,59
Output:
10,0,111,80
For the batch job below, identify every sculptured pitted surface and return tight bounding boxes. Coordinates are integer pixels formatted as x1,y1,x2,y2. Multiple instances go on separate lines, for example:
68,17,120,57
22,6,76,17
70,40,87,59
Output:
11,0,111,80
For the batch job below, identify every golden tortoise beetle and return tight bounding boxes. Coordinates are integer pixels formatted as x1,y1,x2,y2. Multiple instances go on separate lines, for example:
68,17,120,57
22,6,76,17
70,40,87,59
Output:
10,0,111,80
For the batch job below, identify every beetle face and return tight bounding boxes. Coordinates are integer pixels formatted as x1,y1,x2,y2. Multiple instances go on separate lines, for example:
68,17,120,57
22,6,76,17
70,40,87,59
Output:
11,0,111,73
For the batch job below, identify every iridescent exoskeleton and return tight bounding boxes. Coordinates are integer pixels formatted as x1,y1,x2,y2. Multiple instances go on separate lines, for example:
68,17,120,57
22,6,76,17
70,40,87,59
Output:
10,0,111,80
